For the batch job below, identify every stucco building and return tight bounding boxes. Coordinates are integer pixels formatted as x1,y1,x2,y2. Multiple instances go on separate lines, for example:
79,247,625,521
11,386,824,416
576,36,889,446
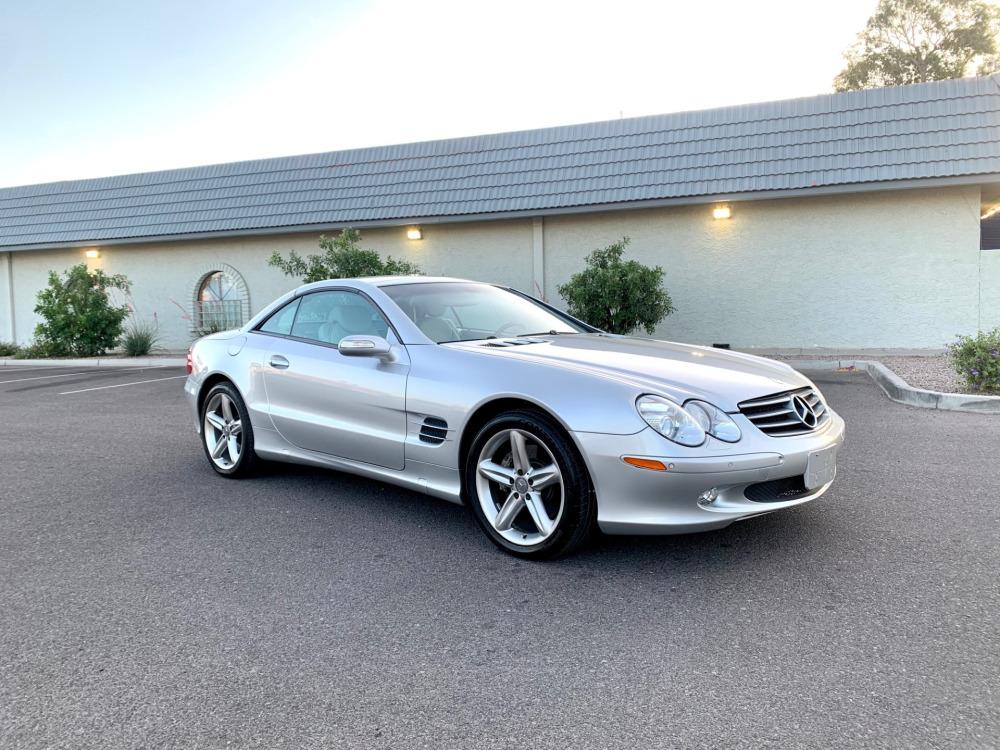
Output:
2,76,999,351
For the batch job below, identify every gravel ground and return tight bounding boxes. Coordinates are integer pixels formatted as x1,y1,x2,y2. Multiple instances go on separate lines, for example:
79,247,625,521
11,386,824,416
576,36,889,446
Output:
772,353,973,393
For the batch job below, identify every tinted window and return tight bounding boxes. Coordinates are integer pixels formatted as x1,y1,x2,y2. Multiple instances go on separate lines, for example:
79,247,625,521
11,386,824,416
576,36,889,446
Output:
258,298,300,335
289,291,389,345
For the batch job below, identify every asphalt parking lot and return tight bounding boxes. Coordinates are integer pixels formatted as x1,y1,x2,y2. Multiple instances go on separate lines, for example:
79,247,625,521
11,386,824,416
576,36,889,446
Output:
1,365,998,749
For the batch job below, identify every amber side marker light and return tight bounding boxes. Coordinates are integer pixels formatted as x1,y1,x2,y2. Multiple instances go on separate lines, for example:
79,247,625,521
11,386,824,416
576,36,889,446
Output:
623,457,668,471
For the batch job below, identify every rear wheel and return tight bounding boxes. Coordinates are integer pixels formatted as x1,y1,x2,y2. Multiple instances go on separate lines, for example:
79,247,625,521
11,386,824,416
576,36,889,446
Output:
465,410,596,559
200,382,258,477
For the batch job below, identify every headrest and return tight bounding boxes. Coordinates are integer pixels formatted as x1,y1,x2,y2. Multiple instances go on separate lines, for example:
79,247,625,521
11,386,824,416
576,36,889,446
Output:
339,304,374,333
416,299,445,318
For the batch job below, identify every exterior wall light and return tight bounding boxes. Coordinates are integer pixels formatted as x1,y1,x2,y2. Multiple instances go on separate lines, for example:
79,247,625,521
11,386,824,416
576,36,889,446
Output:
712,205,732,220
406,227,423,240
84,249,100,259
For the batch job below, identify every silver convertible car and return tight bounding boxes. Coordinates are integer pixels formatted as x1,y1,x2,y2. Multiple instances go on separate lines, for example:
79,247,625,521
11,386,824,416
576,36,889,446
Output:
185,276,844,558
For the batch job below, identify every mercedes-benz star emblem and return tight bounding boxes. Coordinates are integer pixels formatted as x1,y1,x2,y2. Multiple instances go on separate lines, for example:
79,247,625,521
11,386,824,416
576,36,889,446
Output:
791,394,818,428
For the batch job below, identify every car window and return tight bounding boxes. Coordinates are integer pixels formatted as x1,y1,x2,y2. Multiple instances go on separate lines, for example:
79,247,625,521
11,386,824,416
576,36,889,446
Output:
258,298,300,335
381,282,586,343
289,291,390,346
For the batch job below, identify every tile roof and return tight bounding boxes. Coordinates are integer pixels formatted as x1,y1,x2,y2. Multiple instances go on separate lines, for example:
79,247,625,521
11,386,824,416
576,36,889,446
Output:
3,75,999,249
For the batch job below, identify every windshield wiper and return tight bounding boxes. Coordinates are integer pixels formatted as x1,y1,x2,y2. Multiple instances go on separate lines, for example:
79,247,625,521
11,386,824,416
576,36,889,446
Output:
517,330,579,337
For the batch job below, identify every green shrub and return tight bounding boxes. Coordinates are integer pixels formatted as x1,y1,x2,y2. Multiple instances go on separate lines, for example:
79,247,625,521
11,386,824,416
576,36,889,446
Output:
13,339,65,359
557,237,674,335
948,328,1000,393
122,319,161,356
0,341,20,357
33,264,131,357
269,228,421,283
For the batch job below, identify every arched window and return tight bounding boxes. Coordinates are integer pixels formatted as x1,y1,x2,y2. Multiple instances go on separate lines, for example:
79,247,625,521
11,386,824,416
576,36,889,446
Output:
194,268,248,332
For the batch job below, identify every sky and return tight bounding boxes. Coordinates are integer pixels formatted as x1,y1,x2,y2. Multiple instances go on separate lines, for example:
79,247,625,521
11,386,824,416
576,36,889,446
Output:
0,0,883,188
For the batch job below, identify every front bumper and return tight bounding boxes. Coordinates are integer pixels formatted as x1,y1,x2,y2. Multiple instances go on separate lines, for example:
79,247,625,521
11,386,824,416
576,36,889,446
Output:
574,409,845,535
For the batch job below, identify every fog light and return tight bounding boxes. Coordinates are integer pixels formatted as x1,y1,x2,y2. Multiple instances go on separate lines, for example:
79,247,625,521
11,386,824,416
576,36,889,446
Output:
698,488,719,506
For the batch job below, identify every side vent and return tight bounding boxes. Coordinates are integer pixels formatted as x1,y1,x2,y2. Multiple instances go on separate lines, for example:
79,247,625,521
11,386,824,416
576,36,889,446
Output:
418,417,449,445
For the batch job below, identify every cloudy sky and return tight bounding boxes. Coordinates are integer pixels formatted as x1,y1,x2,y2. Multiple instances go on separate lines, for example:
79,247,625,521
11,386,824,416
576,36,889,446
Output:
0,0,881,188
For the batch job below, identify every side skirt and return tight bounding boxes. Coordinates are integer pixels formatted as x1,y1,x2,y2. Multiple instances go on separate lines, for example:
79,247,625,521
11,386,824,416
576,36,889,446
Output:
253,427,463,504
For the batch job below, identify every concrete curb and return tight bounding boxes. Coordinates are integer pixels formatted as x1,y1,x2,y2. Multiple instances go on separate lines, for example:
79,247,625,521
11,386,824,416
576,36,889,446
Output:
0,357,186,368
789,359,1000,414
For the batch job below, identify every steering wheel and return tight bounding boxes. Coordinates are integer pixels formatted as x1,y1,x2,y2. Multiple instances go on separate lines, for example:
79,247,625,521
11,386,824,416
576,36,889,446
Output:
493,321,523,338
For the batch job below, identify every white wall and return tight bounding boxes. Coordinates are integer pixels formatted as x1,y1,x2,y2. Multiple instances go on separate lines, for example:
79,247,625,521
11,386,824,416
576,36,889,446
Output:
543,185,989,349
0,185,992,351
3,219,534,350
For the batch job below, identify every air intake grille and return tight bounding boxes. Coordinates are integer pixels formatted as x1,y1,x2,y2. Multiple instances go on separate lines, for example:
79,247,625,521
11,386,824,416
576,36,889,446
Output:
744,475,810,503
738,386,829,437
418,417,448,445
482,338,547,347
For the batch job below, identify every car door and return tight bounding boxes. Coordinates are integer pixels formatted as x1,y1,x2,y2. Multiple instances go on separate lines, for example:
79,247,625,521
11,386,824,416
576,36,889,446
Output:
259,289,409,470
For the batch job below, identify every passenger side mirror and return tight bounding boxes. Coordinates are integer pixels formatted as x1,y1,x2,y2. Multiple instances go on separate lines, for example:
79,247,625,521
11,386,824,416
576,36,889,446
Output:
338,335,392,359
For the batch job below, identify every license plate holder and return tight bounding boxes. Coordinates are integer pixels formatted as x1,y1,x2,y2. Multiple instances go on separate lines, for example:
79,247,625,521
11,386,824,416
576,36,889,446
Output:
805,445,838,490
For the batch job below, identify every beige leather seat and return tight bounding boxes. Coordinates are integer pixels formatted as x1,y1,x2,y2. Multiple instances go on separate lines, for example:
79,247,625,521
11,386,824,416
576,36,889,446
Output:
415,300,459,342
317,304,385,344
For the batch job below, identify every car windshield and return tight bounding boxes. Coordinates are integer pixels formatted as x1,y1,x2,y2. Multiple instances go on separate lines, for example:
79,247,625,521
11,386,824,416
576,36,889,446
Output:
381,282,588,343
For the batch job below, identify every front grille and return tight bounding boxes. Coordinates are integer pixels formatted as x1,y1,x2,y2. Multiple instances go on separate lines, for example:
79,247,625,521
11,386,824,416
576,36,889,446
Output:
744,475,810,503
738,386,829,437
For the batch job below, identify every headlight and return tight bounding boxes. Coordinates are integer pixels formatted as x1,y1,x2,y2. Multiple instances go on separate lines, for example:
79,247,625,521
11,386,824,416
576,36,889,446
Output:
684,400,742,443
636,395,706,447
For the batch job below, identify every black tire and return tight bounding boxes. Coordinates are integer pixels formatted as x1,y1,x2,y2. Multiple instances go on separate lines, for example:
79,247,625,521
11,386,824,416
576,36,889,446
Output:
199,381,259,478
464,409,596,559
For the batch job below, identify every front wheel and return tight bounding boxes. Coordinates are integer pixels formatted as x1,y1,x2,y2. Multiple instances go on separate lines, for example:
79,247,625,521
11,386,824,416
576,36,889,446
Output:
465,410,596,559
200,382,258,477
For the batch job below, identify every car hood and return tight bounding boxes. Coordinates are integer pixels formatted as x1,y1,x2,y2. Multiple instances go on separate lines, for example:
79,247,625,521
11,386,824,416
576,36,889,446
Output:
449,334,809,411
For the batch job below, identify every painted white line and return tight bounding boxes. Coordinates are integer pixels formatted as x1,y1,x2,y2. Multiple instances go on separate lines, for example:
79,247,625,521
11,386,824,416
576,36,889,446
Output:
59,374,187,395
0,367,63,374
0,365,165,385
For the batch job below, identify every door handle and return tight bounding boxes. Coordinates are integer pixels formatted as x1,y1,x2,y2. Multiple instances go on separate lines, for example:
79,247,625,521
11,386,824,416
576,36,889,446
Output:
268,355,290,369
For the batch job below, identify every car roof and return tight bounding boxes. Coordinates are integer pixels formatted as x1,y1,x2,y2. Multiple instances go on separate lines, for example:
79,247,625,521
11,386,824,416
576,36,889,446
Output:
294,276,481,294
367,275,474,287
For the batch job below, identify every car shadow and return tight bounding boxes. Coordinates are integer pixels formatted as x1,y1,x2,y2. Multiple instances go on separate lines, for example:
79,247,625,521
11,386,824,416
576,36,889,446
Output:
252,459,844,578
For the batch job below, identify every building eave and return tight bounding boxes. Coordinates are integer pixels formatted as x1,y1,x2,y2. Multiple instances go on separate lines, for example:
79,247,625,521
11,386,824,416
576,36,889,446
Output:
2,172,998,253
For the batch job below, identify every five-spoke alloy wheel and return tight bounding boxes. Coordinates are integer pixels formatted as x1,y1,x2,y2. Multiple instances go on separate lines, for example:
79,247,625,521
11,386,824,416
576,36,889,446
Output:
200,382,257,477
466,410,596,559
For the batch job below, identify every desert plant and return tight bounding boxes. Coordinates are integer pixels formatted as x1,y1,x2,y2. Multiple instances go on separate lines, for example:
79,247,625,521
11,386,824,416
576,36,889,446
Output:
0,341,20,357
122,318,161,356
32,264,131,357
947,328,1000,393
269,228,421,283
557,237,674,335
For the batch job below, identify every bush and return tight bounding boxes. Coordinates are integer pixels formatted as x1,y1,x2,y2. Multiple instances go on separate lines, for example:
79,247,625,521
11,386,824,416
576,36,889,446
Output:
269,228,421,283
122,319,161,356
948,328,1000,393
33,264,131,357
0,341,20,357
13,339,65,359
557,237,674,335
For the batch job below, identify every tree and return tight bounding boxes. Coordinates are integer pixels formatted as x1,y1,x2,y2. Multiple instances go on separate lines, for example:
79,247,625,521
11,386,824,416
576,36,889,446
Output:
33,264,131,357
268,228,421,283
834,0,1000,91
557,237,674,335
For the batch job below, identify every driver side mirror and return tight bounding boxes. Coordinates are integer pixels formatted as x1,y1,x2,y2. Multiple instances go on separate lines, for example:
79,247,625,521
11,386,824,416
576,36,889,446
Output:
338,335,393,359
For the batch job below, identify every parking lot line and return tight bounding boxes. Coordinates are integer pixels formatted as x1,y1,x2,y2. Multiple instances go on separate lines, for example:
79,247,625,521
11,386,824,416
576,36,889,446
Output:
0,366,165,384
59,374,187,395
